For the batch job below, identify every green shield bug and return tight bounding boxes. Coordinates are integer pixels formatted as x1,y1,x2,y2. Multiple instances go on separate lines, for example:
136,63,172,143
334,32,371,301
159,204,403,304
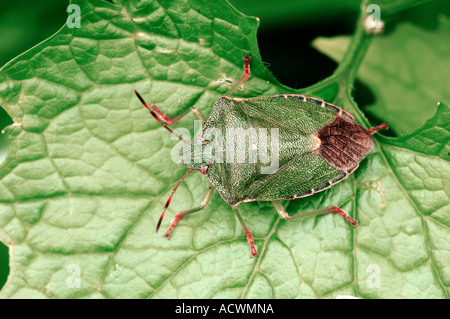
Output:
135,56,388,257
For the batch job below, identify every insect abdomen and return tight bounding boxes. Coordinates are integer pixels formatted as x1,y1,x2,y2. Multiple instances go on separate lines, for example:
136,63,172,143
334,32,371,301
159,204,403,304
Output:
315,115,373,171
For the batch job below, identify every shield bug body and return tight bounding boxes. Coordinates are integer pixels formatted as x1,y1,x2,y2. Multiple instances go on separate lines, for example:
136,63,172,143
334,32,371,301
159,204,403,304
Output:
135,56,387,257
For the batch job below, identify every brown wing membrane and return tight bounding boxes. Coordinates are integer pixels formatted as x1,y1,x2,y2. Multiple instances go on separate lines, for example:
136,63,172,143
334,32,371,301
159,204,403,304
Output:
315,116,374,171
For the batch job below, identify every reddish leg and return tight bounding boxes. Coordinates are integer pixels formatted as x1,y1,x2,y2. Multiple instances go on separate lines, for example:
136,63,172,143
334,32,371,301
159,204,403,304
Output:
156,168,194,233
272,200,358,227
231,205,258,257
135,90,190,145
328,206,358,226
135,90,212,234
164,185,215,238
151,105,191,125
244,230,257,257
367,123,388,135
134,90,207,137
226,55,251,96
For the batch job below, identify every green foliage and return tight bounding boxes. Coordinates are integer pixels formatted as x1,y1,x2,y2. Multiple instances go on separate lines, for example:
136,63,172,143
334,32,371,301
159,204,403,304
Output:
313,2,450,134
0,0,448,298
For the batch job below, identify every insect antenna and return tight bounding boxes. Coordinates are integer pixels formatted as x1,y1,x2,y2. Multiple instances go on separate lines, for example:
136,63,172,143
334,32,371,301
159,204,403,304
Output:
156,168,194,233
134,90,191,145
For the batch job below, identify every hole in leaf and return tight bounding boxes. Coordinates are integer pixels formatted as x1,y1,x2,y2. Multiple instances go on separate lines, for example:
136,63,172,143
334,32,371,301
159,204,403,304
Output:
353,80,396,137
254,11,358,89
353,79,376,108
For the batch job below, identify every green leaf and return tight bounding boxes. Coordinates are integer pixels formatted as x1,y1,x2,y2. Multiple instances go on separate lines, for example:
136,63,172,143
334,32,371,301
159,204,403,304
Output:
313,3,450,135
0,0,448,299
366,0,433,15
353,102,449,298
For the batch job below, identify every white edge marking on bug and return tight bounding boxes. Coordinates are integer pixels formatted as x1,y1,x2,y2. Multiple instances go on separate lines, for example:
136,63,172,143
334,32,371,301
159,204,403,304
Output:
321,101,326,107
339,108,354,120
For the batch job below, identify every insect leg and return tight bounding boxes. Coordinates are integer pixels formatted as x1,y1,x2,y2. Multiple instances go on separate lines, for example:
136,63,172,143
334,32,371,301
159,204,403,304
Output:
151,105,192,125
154,105,207,141
135,90,189,144
231,205,258,257
225,55,251,96
164,185,215,238
191,108,207,126
135,90,209,144
272,200,358,226
367,123,388,135
152,105,207,127
135,90,207,125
